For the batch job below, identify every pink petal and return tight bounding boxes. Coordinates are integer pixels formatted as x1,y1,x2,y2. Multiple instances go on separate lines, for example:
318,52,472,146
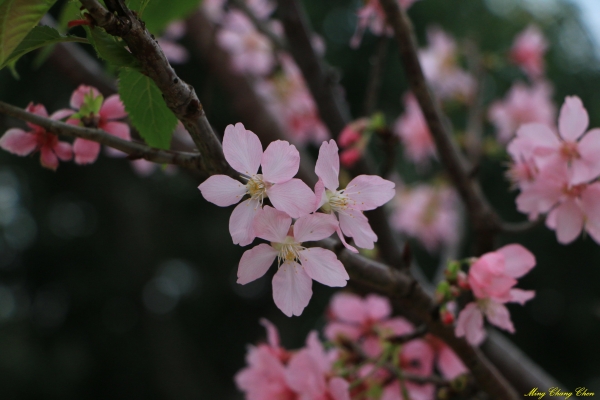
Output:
53,141,73,161
237,243,278,284
437,345,468,379
99,94,127,120
314,178,328,212
259,318,280,349
229,198,260,246
516,122,560,151
324,322,362,342
336,227,358,253
253,206,292,243
261,140,300,184
40,146,59,170
558,96,588,141
102,121,131,141
298,247,348,287
50,108,75,121
484,301,515,333
555,199,584,244
198,175,247,207
455,303,486,346
70,85,101,110
509,288,535,305
496,244,536,278
0,129,38,155
286,348,326,396
315,139,340,190
293,213,338,243
338,210,377,249
575,128,600,183
403,339,435,375
73,138,101,165
223,123,262,175
379,317,414,337
328,377,351,400
272,262,312,317
364,295,391,321
267,178,315,218
329,292,367,324
344,175,396,211
581,183,600,244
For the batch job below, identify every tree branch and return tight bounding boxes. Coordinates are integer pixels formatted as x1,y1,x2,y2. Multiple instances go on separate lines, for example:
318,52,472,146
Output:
364,37,389,116
79,0,234,177
0,101,204,170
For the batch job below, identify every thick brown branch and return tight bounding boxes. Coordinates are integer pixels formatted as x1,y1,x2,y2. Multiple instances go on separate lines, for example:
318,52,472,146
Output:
378,0,501,254
0,101,203,169
79,0,234,177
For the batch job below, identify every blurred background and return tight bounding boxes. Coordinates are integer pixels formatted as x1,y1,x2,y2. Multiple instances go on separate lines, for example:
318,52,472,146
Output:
0,0,599,398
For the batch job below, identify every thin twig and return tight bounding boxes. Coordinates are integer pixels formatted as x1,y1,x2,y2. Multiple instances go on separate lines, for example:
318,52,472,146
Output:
0,101,204,169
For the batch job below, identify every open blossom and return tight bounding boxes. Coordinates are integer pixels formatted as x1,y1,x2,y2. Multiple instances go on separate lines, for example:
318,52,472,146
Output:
0,103,73,170
199,123,315,246
157,20,189,64
393,93,436,166
488,82,555,144
314,140,395,250
66,85,130,165
510,25,548,80
350,0,420,48
237,206,348,316
391,183,460,254
419,27,475,102
455,244,536,346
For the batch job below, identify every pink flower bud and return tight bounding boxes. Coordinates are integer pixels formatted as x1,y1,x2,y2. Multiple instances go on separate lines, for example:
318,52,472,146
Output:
440,309,454,325
338,126,361,147
340,148,362,167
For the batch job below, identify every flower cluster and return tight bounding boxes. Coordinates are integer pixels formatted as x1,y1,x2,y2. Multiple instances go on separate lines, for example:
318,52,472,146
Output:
508,96,600,244
236,293,469,400
198,124,395,316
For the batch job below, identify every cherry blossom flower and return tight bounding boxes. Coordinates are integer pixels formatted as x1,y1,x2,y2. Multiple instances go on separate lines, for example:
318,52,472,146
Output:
237,206,348,316
418,27,475,102
199,123,315,246
66,85,130,165
391,183,460,254
350,0,420,48
510,25,548,80
314,140,395,250
393,93,436,166
157,20,189,64
488,82,555,144
455,244,536,345
0,103,73,170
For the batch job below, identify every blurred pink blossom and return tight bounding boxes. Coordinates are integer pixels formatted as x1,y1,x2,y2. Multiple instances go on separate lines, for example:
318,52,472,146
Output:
393,93,436,166
510,25,548,80
157,20,189,64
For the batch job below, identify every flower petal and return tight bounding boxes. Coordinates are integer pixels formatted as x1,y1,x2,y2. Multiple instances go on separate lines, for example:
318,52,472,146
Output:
338,209,377,249
336,227,358,253
496,244,536,278
581,183,600,244
40,146,59,170
484,301,515,333
365,295,391,321
223,123,262,175
555,199,584,244
315,139,340,190
272,262,312,317
102,121,131,141
299,248,348,287
50,108,75,121
198,175,247,207
509,289,535,305
344,175,396,211
259,318,280,349
575,128,600,183
437,345,468,380
73,138,101,165
261,140,300,184
324,322,362,342
99,94,127,120
314,178,328,212
558,96,588,141
455,302,485,346
53,141,72,161
328,377,351,400
237,244,278,284
293,213,338,243
329,292,367,324
253,205,292,243
0,129,38,155
229,198,261,246
267,178,315,218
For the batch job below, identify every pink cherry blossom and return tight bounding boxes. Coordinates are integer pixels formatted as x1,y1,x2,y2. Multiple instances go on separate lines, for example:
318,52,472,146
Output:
391,183,460,254
350,0,420,48
66,85,130,165
237,206,348,316
393,93,436,166
198,123,315,246
418,27,475,102
510,25,548,80
455,244,536,345
157,20,189,64
0,103,73,170
217,10,275,76
488,81,555,144
314,140,395,250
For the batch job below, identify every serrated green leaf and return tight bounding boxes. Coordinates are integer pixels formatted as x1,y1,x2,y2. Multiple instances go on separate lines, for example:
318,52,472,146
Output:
86,26,140,70
0,0,58,66
1,25,87,70
118,68,178,149
141,0,203,34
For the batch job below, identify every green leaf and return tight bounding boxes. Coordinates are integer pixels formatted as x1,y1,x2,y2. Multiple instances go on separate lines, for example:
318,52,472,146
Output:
57,0,83,33
141,0,203,34
126,0,150,17
0,0,58,66
118,68,178,149
86,26,140,69
0,25,87,69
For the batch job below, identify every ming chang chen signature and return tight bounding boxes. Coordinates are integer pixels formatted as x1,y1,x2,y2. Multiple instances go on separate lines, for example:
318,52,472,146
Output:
525,388,596,399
